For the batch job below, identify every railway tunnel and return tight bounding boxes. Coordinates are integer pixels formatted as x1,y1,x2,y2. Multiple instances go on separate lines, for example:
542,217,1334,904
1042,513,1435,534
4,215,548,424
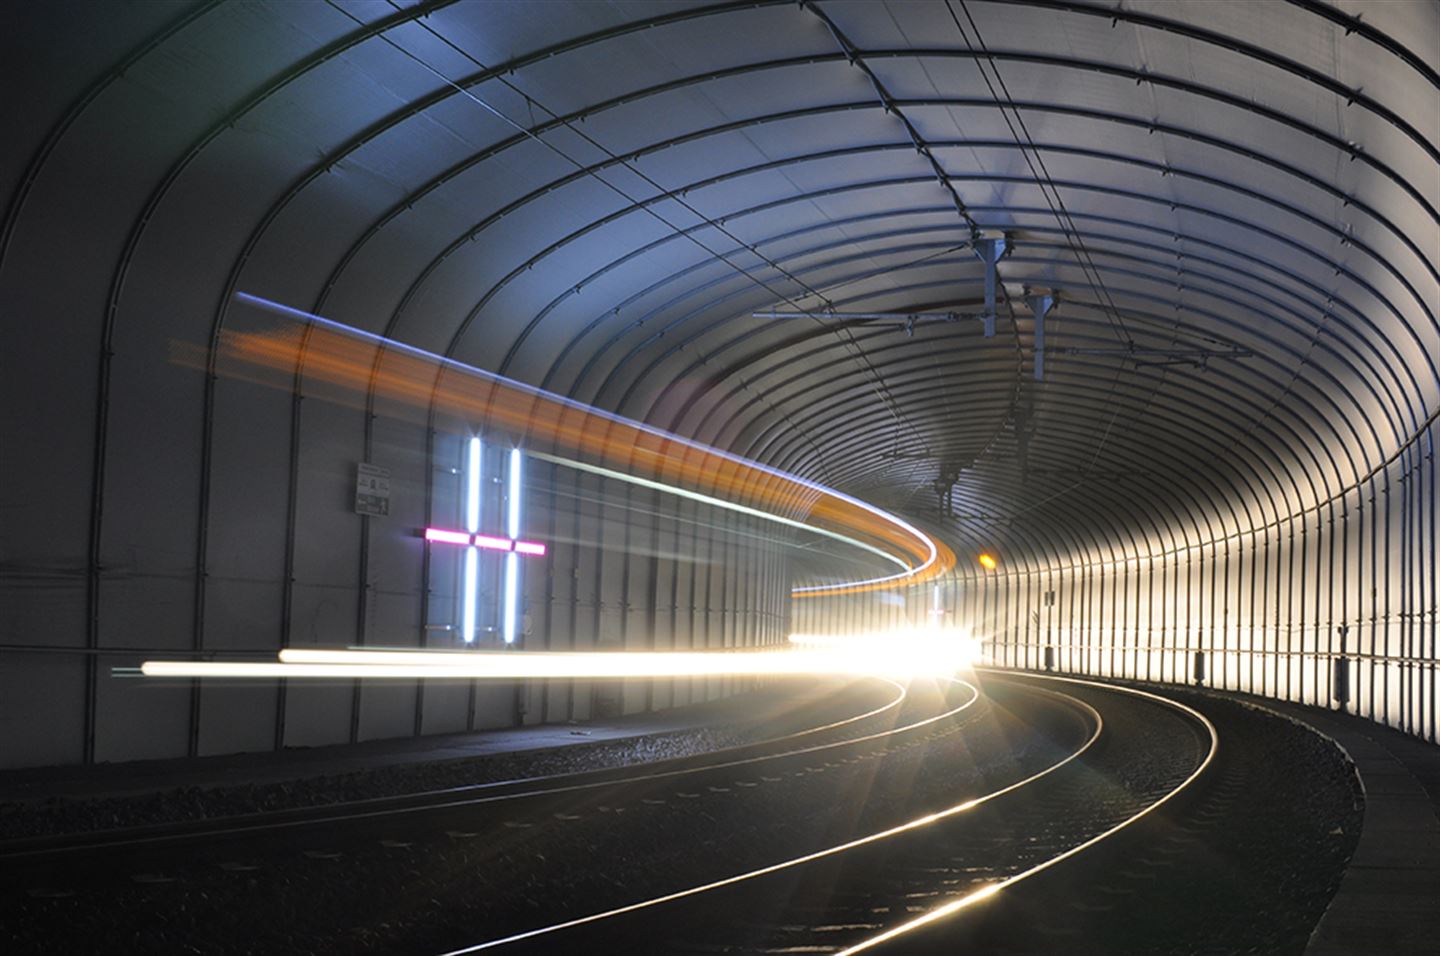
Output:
1,1,1436,953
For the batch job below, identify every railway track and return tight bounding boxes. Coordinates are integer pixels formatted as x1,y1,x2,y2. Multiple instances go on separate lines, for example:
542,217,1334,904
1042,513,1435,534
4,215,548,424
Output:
449,672,1213,954
0,676,974,874
15,672,1348,956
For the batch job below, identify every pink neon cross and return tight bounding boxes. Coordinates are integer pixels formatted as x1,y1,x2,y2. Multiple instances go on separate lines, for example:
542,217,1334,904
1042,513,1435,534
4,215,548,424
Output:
425,527,547,557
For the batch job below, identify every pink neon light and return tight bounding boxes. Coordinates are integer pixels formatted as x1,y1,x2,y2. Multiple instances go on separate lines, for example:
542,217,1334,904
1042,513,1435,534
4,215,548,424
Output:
425,528,473,546
472,534,514,552
424,528,546,556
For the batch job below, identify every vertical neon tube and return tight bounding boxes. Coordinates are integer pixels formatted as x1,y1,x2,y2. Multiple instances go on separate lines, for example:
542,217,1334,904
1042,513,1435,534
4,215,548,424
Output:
507,448,522,538
466,437,483,534
463,436,482,643
503,552,519,645
504,448,522,644
463,548,478,644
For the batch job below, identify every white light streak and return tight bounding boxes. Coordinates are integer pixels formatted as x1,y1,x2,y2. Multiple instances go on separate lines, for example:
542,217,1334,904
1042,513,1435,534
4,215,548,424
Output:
528,451,908,573
788,629,982,670
141,638,977,681
233,293,944,594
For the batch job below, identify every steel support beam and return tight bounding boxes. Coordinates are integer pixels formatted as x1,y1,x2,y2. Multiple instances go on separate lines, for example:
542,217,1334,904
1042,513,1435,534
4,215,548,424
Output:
1026,291,1056,381
973,235,1008,337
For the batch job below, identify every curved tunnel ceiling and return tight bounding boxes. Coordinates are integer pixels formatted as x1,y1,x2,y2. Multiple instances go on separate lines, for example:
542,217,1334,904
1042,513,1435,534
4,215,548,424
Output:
3,0,1437,584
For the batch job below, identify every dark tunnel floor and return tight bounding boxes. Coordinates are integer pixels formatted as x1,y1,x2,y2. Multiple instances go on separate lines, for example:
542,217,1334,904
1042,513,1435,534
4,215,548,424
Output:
0,679,901,841
0,676,1363,955
884,681,1363,956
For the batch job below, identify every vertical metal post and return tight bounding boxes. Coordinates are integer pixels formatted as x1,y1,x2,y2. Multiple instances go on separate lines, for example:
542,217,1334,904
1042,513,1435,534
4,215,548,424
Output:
972,235,1007,338
1382,469,1393,727
1222,537,1231,690
1327,500,1338,710
1299,515,1310,705
1199,542,1209,689
1334,625,1350,710
1026,292,1055,382
1285,520,1296,701
1368,477,1378,723
1405,443,1414,734
1159,548,1169,683
1263,524,1273,698
1427,427,1436,742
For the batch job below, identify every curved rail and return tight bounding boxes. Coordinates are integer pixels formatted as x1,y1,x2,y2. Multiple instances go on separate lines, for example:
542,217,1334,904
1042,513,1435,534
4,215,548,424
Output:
0,677,950,864
438,670,1216,954
838,670,1219,953
439,674,1083,953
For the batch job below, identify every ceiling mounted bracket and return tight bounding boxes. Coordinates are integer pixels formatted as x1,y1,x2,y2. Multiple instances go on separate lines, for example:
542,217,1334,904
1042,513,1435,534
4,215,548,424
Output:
1025,290,1057,382
972,234,1008,338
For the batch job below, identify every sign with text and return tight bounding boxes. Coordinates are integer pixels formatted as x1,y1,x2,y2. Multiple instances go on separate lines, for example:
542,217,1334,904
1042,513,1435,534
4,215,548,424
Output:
355,462,390,517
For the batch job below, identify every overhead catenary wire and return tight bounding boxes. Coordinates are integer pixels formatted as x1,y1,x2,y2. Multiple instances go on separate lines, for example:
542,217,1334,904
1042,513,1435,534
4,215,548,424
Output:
800,0,1016,491
326,0,932,465
946,0,1133,348
801,1,983,245
941,0,1172,515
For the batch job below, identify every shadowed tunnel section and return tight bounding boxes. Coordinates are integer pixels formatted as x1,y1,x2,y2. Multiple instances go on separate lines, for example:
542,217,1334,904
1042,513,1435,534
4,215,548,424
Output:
0,0,1435,768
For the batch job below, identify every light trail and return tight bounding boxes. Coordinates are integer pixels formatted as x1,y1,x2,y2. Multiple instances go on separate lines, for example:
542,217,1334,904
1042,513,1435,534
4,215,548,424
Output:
138,632,979,682
435,676,1090,955
528,450,909,574
213,292,951,595
834,671,1219,954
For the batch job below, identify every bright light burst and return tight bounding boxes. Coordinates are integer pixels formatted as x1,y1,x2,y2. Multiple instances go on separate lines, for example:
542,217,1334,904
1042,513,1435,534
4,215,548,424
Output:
788,628,983,672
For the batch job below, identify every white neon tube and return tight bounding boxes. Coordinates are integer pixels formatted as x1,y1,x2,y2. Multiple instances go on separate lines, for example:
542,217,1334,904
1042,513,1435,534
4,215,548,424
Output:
503,551,518,644
507,447,522,539
234,292,940,593
503,448,523,644
465,437,482,534
462,436,483,643
462,547,478,643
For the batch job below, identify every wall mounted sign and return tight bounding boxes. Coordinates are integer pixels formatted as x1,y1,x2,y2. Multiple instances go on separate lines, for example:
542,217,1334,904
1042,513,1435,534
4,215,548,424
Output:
355,462,390,516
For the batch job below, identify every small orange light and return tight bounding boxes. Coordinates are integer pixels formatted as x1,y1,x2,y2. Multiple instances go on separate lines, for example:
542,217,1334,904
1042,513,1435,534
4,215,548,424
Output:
978,553,998,570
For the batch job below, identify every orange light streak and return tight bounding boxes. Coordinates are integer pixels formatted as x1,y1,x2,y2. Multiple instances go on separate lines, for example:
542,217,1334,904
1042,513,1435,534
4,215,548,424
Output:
184,299,955,594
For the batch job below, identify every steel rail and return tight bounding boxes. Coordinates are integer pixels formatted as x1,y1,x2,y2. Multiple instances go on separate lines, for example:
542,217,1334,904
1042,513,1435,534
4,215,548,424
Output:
436,669,1214,954
837,668,1219,953
0,676,965,864
434,674,1083,954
